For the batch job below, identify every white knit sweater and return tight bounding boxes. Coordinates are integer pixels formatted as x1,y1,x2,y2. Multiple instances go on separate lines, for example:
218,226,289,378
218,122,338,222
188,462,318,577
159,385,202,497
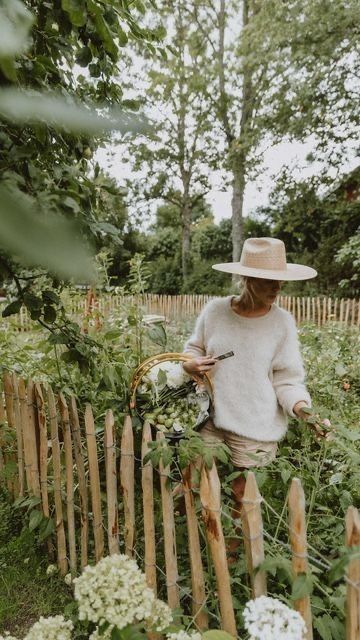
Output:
184,296,311,442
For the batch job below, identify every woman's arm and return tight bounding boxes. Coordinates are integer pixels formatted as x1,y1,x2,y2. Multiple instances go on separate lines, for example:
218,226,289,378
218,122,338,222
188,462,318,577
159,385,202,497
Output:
272,315,312,417
183,307,215,376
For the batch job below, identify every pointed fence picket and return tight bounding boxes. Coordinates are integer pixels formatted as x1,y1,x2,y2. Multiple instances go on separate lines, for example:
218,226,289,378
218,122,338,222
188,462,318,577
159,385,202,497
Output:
0,382,359,637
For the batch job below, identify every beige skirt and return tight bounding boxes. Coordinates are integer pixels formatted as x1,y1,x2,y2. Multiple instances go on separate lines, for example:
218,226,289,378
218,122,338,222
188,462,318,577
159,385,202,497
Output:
199,419,278,469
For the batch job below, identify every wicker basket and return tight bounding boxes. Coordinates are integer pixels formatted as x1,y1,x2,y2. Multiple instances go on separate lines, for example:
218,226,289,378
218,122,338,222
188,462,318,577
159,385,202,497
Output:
129,353,213,438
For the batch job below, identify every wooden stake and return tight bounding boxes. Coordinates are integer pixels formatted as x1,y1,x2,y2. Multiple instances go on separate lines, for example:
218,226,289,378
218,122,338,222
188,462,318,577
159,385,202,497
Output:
84,403,104,563
141,421,157,594
3,371,19,496
242,471,267,598
105,409,119,555
69,397,89,568
120,415,135,558
26,379,40,497
35,384,49,515
288,478,313,639
157,432,179,609
182,465,208,630
345,507,360,640
11,374,25,496
35,383,53,559
200,462,236,637
47,385,68,576
59,393,77,576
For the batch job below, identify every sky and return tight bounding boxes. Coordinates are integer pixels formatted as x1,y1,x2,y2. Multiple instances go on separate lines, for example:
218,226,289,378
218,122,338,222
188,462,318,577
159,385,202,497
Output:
96,138,358,225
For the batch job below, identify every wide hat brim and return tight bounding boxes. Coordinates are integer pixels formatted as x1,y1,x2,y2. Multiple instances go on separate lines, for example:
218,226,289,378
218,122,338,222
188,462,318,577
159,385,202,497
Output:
212,262,317,281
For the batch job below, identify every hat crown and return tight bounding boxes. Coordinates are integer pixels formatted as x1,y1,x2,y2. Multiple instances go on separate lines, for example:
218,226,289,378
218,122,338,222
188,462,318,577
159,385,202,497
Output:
240,238,287,272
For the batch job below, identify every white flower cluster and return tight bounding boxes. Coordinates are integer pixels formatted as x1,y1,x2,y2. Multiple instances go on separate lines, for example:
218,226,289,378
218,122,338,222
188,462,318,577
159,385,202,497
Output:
74,554,172,633
244,596,306,640
167,631,202,640
146,362,189,389
24,616,73,640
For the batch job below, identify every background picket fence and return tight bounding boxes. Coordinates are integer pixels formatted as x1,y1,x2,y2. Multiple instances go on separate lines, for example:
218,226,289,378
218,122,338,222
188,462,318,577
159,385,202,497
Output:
1,293,359,331
0,371,359,639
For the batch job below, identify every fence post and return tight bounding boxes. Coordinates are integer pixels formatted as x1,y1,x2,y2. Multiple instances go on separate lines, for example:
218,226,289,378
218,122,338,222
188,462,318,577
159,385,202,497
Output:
34,383,53,559
69,397,89,569
47,385,68,576
288,478,313,640
12,375,25,497
157,432,180,609
105,409,119,555
26,379,41,497
3,371,19,496
200,462,237,637
141,421,157,594
120,415,135,558
59,393,77,576
182,464,209,630
242,471,267,598
84,403,104,563
345,506,360,640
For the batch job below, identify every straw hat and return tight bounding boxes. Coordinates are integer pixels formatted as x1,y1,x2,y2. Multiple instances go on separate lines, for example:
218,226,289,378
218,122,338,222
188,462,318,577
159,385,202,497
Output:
212,237,317,281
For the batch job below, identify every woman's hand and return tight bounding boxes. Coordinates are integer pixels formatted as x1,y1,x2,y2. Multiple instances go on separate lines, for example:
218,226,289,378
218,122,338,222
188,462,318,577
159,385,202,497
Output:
183,355,216,379
293,402,334,441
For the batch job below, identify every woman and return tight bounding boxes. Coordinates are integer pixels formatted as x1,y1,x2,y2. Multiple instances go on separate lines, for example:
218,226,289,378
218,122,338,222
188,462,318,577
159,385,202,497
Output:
182,237,327,553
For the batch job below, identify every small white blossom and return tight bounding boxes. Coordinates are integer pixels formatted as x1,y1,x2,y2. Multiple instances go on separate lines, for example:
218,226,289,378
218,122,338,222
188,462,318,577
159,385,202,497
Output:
243,596,306,640
167,632,202,640
46,564,58,576
64,573,73,586
24,615,73,640
146,598,173,632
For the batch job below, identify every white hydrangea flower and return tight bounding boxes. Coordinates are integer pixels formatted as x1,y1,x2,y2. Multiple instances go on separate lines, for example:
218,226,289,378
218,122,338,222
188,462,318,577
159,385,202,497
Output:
74,555,156,630
64,573,73,586
145,598,173,632
24,615,73,640
167,631,202,640
146,362,189,390
46,564,58,576
243,596,306,640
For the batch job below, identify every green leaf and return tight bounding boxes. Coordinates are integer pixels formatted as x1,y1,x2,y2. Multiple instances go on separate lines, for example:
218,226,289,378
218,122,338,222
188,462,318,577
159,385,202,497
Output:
0,184,97,282
2,299,22,317
0,89,150,135
0,1,34,60
29,509,44,531
43,305,57,324
314,615,333,640
61,0,87,27
38,517,55,542
291,572,314,600
148,324,167,347
75,46,93,67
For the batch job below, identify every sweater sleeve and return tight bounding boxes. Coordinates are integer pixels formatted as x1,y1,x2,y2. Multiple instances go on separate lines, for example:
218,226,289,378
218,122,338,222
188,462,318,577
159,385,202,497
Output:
272,315,312,418
183,307,207,357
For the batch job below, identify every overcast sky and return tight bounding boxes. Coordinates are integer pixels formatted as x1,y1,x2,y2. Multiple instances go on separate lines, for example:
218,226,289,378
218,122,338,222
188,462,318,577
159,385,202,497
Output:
96,137,358,225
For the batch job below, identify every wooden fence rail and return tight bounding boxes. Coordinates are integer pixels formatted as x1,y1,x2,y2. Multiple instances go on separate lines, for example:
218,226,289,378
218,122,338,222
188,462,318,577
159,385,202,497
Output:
1,294,359,331
0,372,359,638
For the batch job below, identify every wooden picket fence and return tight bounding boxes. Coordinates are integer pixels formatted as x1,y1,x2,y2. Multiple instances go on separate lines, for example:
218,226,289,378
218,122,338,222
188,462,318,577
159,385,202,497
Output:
1,293,359,331
0,371,359,639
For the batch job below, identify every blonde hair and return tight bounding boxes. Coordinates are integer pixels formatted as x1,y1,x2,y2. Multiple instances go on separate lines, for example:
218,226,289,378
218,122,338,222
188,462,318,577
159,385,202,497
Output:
235,276,257,311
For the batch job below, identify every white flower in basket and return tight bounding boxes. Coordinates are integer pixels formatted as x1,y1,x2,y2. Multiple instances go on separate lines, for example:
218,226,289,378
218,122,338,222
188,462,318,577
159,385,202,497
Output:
130,353,213,439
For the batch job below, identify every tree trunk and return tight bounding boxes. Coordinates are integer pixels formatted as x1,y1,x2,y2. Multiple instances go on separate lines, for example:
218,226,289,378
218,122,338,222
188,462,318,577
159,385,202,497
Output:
231,154,246,262
182,198,192,286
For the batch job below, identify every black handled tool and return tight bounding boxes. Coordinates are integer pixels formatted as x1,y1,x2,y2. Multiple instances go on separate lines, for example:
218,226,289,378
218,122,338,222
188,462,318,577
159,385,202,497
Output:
213,350,234,361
